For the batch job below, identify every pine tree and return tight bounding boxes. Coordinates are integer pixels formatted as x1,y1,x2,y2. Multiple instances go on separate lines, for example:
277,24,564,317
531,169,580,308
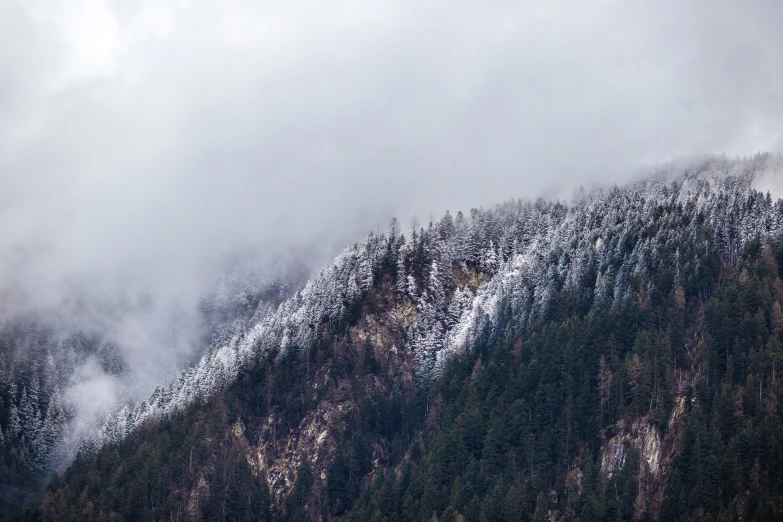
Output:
598,355,612,420
396,249,408,296
481,241,498,274
628,353,642,416
772,301,783,338
501,483,523,522
8,402,21,440
532,492,548,522
428,262,446,319
358,254,374,291
19,386,40,440
406,274,418,300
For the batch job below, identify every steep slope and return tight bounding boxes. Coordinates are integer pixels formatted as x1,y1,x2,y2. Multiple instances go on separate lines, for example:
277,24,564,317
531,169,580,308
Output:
22,155,783,520
349,240,783,521
0,263,303,516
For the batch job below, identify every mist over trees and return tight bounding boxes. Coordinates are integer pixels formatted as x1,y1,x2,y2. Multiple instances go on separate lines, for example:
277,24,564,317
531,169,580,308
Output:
12,155,782,520
0,251,310,514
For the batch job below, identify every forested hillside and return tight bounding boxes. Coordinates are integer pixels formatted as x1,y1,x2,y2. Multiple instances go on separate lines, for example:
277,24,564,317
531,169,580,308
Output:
0,265,302,517
13,156,783,520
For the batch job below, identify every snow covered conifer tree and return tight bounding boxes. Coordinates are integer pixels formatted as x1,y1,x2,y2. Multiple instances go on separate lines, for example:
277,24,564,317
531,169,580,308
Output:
19,386,40,438
406,274,418,299
481,240,499,273
396,248,408,297
428,261,446,320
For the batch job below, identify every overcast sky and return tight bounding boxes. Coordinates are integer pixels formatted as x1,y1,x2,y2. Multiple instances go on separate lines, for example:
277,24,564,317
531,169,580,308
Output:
2,0,783,437
3,0,783,303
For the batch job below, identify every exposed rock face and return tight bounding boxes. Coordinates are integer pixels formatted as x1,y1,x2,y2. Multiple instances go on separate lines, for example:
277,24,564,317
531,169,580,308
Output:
250,400,351,502
600,418,664,519
601,419,662,479
599,394,690,520
196,276,425,517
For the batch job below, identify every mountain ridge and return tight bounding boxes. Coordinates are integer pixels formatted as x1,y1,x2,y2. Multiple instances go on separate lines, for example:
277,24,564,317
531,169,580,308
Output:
20,154,783,520
91,154,783,450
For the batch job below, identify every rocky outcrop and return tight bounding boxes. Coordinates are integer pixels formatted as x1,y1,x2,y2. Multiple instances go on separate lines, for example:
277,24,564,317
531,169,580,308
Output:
601,418,662,479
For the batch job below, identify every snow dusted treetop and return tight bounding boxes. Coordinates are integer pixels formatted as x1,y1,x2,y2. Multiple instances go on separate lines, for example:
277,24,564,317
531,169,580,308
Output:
94,234,388,446
94,155,783,448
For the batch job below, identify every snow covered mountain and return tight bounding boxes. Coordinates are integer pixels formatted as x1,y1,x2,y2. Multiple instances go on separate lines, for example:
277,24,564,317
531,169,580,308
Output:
15,154,783,521
93,154,783,448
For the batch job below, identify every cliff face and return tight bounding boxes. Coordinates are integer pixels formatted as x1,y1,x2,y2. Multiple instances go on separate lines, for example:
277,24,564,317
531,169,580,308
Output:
24,156,783,521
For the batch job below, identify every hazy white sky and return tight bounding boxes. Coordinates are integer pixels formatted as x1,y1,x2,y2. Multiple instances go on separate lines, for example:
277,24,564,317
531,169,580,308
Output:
2,0,783,315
